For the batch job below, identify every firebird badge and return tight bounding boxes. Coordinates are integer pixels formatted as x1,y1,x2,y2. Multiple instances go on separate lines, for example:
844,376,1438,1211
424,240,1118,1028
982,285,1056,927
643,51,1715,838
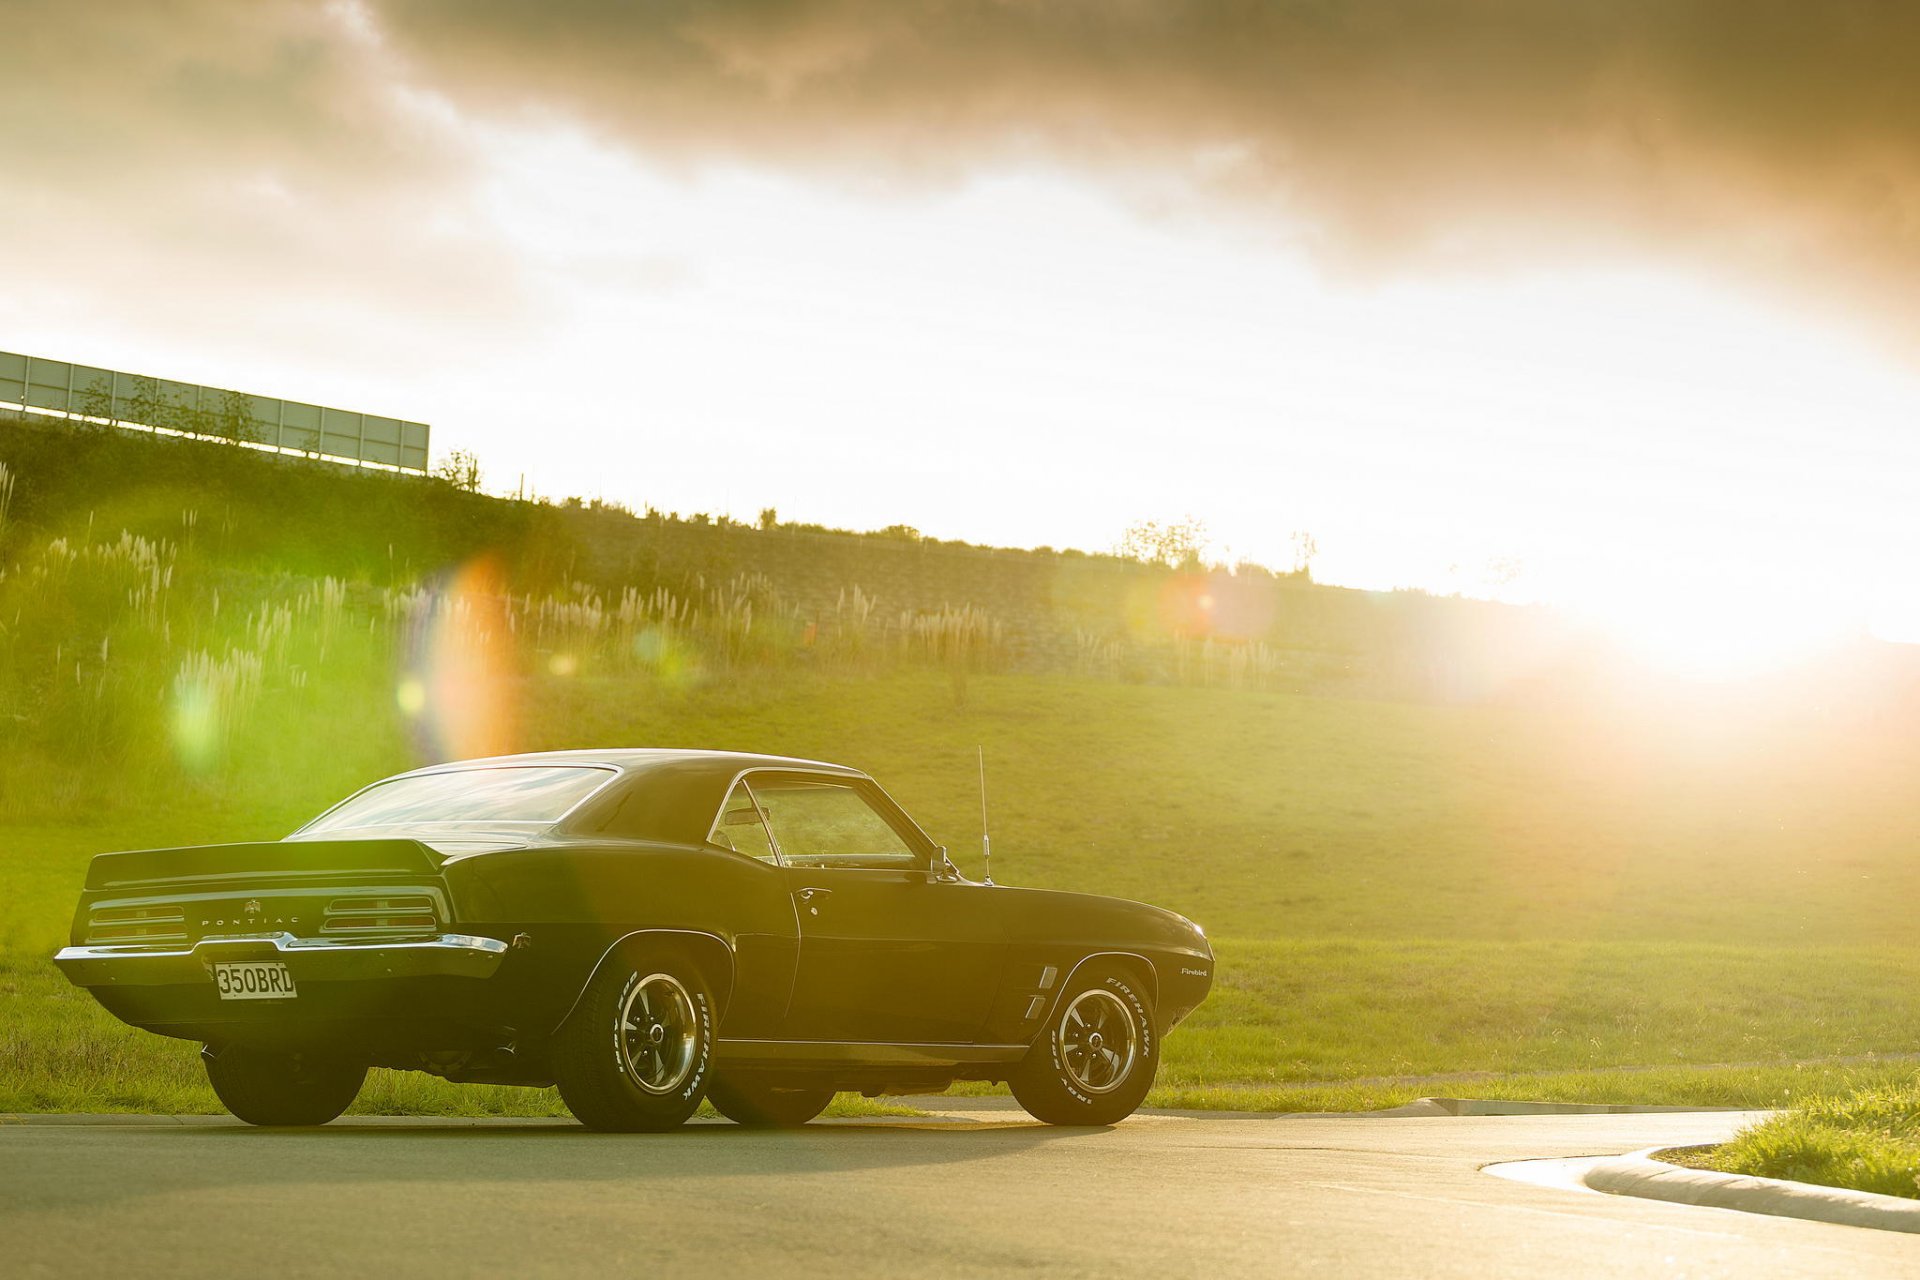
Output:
243,900,262,915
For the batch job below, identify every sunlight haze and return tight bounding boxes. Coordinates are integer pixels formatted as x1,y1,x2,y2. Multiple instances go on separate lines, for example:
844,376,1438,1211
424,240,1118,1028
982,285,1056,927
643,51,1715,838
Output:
4,0,1918,665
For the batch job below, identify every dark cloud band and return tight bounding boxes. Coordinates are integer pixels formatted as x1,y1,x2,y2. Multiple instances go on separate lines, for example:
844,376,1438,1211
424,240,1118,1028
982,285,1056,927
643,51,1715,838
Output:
373,0,1920,334
7,1,1918,342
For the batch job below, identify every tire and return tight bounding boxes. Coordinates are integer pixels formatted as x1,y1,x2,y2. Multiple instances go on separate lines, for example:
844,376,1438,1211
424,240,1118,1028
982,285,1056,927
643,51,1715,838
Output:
202,1044,367,1126
706,1074,835,1128
1009,963,1158,1126
552,942,716,1132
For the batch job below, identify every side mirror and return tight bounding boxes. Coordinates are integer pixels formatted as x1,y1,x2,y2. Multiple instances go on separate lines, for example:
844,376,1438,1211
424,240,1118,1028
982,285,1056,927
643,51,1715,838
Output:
932,846,962,882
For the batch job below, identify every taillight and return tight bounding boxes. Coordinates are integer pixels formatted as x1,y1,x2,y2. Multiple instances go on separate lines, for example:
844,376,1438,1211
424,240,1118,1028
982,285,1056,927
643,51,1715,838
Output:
322,894,438,938
86,904,188,945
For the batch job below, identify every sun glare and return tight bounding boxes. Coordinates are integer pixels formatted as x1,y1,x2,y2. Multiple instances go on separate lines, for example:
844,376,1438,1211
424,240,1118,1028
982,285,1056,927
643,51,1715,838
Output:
1583,577,1856,680
439,128,1920,662
21,119,1918,660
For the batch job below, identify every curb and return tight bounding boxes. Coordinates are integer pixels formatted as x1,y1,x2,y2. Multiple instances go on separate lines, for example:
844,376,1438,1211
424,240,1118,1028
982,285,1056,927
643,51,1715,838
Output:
1423,1098,1738,1116
1584,1147,1920,1234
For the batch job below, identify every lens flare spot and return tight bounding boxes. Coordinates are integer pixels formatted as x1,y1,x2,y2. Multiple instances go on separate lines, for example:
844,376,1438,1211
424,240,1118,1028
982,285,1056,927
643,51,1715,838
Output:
171,685,217,771
396,677,427,716
548,652,578,677
168,649,262,772
632,627,668,665
392,555,519,761
631,625,700,688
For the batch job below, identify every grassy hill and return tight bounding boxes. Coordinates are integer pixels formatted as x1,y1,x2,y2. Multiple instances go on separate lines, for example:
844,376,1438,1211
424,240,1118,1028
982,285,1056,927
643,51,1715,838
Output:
5,417,1920,1116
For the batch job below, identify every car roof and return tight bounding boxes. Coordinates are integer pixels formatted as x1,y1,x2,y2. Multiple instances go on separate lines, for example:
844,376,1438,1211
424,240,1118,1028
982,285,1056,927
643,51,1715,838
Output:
391,748,866,782
379,749,877,846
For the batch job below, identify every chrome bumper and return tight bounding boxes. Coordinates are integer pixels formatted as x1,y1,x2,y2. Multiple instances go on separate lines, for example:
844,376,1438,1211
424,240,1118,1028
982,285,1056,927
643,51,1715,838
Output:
53,931,509,987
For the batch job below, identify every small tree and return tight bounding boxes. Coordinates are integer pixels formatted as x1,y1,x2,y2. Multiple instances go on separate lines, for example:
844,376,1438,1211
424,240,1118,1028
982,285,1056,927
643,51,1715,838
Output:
1485,556,1524,591
209,388,259,445
124,375,166,431
128,378,199,436
1117,517,1208,569
758,507,779,531
1288,531,1318,579
73,375,116,426
434,449,483,492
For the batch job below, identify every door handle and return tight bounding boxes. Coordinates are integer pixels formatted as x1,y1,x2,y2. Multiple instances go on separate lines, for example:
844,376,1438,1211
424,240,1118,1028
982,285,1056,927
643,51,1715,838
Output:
794,886,832,915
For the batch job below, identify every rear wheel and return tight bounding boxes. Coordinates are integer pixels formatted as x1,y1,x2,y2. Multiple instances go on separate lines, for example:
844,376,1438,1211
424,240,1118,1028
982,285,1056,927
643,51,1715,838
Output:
552,943,716,1132
1009,964,1158,1126
706,1074,835,1127
202,1045,367,1126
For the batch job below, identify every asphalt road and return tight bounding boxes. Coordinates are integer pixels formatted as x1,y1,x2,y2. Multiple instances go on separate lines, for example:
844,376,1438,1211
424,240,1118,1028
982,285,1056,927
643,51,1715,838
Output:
4,1101,1917,1277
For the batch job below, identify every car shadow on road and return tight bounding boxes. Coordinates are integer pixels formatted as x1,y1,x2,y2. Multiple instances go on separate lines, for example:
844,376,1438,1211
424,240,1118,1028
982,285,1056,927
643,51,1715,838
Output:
2,1118,1107,1216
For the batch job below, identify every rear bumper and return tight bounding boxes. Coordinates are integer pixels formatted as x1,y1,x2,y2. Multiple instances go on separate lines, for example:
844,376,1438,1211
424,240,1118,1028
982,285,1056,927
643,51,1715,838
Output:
54,931,510,987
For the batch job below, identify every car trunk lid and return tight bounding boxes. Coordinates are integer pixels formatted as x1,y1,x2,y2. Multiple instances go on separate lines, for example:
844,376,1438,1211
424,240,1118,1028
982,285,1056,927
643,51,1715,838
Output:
75,840,456,949
84,838,444,891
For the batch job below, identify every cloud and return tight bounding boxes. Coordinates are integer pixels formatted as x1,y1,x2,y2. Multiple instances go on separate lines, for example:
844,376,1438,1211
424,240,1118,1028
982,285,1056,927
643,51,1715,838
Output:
0,0,538,369
369,0,1920,335
9,1,1919,365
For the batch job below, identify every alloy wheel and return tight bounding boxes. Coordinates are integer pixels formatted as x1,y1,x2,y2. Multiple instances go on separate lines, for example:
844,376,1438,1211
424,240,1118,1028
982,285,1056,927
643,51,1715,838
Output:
1056,988,1139,1095
617,972,700,1094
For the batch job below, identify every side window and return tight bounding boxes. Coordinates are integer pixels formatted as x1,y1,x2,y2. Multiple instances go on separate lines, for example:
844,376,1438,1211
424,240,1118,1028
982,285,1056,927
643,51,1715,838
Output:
711,781,779,864
751,779,919,869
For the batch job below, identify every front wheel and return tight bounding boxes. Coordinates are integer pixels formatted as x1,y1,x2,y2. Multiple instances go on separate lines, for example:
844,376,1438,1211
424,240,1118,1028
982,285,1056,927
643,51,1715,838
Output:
552,944,716,1132
706,1074,835,1127
202,1045,367,1126
1009,964,1158,1125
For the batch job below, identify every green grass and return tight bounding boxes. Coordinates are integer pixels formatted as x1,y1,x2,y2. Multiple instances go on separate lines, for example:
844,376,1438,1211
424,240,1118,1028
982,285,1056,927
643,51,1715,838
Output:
1154,1062,1920,1115
14,431,1920,1119
1171,938,1920,1086
1695,1080,1920,1199
9,672,1920,1116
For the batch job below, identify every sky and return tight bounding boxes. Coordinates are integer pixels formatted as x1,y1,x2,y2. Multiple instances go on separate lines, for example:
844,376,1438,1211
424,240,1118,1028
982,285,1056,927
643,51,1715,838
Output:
4,0,1919,666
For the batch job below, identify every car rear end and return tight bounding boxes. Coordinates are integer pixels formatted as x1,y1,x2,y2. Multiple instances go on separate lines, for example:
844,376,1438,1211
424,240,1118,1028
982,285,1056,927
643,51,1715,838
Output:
55,837,514,1059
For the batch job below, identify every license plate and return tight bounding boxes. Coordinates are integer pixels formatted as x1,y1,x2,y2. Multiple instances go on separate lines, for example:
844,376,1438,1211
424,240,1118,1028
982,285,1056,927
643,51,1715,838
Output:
211,962,298,1001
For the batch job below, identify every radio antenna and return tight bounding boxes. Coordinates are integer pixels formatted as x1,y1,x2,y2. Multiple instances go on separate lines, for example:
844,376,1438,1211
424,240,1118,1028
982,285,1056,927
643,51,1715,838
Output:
977,745,994,886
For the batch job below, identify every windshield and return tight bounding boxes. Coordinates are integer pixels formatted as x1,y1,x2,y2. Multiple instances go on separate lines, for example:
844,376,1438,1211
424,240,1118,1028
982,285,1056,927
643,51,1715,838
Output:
295,766,615,835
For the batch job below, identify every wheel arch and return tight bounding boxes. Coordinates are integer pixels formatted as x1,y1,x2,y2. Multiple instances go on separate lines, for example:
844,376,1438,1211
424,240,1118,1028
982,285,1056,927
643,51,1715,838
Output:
551,928,738,1037
1028,949,1160,1045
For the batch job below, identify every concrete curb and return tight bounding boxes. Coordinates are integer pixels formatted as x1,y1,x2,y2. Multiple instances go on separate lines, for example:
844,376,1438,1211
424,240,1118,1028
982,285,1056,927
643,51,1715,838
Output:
1584,1147,1920,1234
1423,1098,1739,1116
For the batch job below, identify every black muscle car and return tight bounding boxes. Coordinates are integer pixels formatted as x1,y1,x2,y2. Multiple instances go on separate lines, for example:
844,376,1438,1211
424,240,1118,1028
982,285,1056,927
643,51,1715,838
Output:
54,749,1213,1130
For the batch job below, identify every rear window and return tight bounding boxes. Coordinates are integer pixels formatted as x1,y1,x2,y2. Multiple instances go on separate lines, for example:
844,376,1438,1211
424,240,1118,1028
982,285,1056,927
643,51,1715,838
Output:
297,766,614,834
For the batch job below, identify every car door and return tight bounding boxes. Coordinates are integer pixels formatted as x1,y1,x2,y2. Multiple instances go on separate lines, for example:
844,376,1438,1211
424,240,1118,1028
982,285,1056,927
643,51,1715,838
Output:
745,773,1009,1045
569,775,802,1039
